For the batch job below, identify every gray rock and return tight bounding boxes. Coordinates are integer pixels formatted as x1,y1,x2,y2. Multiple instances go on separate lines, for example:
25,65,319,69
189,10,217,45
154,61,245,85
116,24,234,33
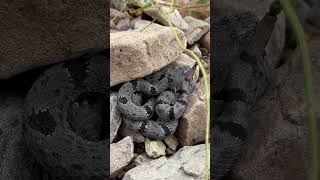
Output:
110,136,135,176
145,138,166,158
110,26,186,87
123,144,206,180
143,7,189,31
0,0,108,79
184,16,210,45
0,93,34,180
110,92,122,143
190,44,202,58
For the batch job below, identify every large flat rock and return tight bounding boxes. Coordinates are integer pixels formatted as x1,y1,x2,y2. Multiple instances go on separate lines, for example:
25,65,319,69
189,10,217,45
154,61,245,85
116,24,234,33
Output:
110,26,186,86
0,0,108,79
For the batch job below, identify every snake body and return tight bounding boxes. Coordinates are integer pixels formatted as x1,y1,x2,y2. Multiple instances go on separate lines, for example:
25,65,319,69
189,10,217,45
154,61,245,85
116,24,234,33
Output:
117,64,196,140
212,2,282,179
24,53,108,179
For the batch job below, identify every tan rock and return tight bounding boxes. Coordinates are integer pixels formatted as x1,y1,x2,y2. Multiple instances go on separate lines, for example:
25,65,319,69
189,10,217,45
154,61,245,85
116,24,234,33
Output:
144,138,166,158
199,32,210,50
110,26,186,86
176,79,206,146
163,135,179,151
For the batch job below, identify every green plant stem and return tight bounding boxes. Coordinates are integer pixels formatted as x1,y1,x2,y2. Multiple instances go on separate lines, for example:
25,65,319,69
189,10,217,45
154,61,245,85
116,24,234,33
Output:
159,3,210,180
279,1,317,180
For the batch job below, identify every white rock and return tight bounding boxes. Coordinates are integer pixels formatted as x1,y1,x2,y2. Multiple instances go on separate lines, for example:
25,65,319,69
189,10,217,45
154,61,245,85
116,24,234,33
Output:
110,136,134,176
144,138,166,158
123,144,207,180
119,123,145,143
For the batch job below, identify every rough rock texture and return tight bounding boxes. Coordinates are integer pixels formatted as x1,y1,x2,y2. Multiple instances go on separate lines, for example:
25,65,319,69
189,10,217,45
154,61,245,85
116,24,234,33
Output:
0,93,34,180
134,153,153,166
164,135,179,151
213,0,286,68
176,79,206,146
226,36,320,180
184,16,210,45
110,26,186,86
123,144,206,180
145,138,166,158
0,0,108,79
143,7,189,31
110,136,134,176
110,92,122,143
199,32,210,50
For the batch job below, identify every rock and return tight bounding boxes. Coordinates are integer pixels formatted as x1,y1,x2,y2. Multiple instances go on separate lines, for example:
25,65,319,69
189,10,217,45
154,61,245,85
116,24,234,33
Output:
184,16,210,45
165,148,175,156
143,7,189,31
110,92,122,143
144,138,166,158
134,19,164,31
213,0,286,68
176,79,206,146
172,53,200,83
116,17,132,31
110,136,135,176
110,26,186,86
0,93,34,179
179,0,210,20
119,123,146,143
190,44,202,58
134,153,153,166
163,135,179,151
227,36,320,180
123,144,206,180
0,1,108,79
199,32,210,50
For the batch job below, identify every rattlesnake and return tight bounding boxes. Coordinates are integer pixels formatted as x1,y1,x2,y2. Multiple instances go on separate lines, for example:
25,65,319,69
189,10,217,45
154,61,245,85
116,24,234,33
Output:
24,53,108,179
212,1,282,179
117,64,197,140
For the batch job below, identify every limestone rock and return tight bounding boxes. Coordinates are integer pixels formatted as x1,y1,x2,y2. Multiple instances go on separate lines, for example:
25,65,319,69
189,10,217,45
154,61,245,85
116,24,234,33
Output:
143,7,189,31
0,0,108,79
184,16,210,45
110,26,186,86
110,136,135,176
110,91,122,143
144,138,166,158
123,144,206,180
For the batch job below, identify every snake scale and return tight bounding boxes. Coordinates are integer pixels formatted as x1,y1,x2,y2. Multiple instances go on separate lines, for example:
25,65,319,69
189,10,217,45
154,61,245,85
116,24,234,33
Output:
117,64,196,140
24,53,108,179
212,1,282,179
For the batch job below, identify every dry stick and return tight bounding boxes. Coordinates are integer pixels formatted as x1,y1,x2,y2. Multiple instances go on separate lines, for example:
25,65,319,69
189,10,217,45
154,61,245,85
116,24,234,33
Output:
279,1,318,180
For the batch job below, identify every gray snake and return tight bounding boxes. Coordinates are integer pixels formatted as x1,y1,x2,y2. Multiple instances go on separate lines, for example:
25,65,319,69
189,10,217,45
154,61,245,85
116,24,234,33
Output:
24,53,108,179
117,64,196,140
212,1,282,179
